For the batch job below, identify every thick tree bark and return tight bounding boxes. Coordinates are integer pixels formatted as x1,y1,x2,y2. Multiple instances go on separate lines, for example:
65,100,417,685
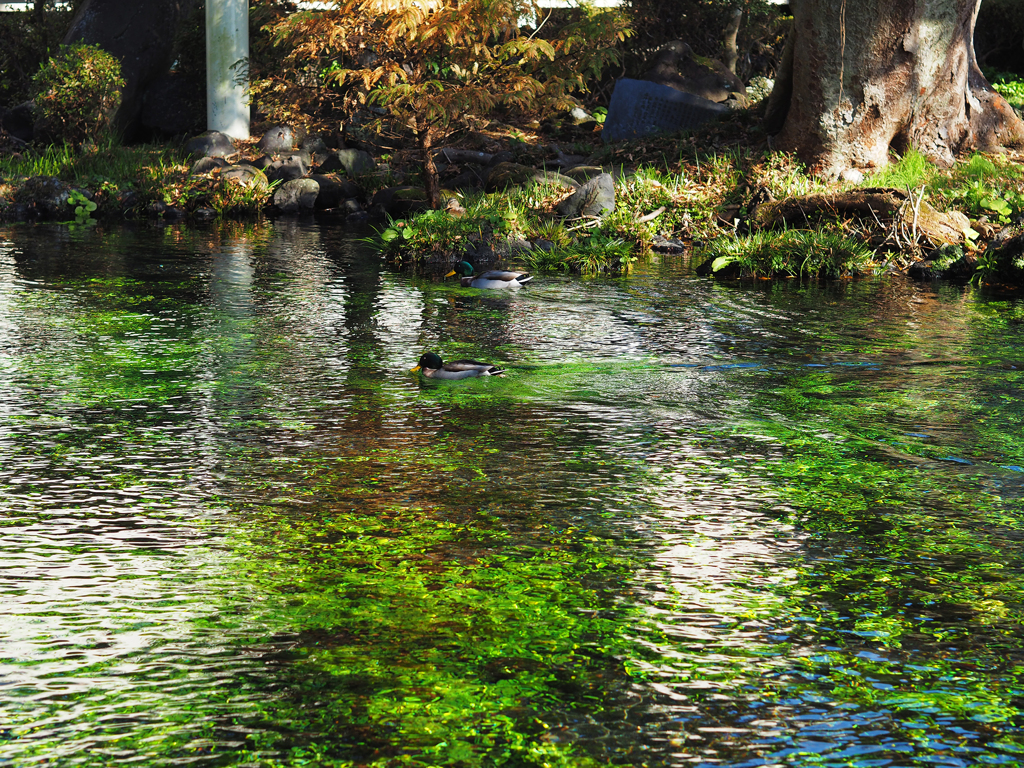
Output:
62,0,197,139
772,0,1024,176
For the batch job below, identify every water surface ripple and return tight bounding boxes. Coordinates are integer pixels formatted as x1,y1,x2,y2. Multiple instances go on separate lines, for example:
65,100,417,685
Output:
1,223,1023,767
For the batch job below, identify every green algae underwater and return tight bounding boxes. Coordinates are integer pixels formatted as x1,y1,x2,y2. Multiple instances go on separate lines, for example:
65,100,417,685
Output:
1,221,1023,768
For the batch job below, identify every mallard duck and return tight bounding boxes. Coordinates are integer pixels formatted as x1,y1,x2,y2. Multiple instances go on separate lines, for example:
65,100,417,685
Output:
445,260,533,289
410,352,505,380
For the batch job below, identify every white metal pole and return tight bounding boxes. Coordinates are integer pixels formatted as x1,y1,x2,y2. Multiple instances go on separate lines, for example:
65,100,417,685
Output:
206,0,250,139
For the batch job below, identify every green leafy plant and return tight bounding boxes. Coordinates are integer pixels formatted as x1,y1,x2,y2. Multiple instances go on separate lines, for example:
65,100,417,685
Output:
971,248,999,286
374,202,484,258
32,42,125,146
933,153,1024,224
67,188,97,225
369,165,689,274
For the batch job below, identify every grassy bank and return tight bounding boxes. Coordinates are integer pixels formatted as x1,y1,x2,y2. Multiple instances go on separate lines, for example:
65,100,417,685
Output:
373,113,1024,283
2,113,1024,285
0,142,275,220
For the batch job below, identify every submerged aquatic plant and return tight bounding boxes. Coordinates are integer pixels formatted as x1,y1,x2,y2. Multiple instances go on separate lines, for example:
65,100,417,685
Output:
702,228,873,279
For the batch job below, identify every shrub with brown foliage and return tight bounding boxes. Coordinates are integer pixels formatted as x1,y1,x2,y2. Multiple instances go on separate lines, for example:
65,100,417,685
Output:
253,0,630,207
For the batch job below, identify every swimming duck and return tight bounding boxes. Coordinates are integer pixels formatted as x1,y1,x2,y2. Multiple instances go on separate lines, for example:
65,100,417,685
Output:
445,260,533,289
410,352,505,380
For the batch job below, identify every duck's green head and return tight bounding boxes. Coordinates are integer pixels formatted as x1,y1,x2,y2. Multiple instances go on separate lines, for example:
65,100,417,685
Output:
444,261,474,278
411,352,444,372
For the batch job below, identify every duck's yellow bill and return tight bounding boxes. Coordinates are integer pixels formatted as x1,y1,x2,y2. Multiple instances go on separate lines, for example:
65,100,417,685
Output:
444,270,456,277
410,365,421,373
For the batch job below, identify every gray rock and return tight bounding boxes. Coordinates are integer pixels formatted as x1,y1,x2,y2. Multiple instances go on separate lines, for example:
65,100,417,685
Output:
334,148,376,175
462,240,498,264
445,167,487,192
252,154,274,170
342,198,363,215
220,164,268,188
313,152,344,174
907,259,941,281
309,173,363,209
562,165,603,183
256,125,294,153
190,156,227,175
274,178,320,213
266,154,309,183
569,106,592,124
163,206,186,221
146,200,166,218
301,134,329,157
642,41,746,104
117,190,141,214
315,148,376,175
370,186,428,217
602,78,729,143
185,130,235,158
495,237,533,257
485,162,578,193
14,176,72,220
651,235,686,254
2,203,32,221
841,168,865,184
193,207,217,221
556,173,615,219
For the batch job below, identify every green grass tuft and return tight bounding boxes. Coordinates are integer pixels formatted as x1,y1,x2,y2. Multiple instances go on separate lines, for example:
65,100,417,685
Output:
862,148,936,190
701,228,874,279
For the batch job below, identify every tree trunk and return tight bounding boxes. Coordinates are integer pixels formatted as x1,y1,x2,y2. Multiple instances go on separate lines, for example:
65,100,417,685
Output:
723,7,742,74
34,0,49,59
763,25,794,134
417,121,441,210
63,0,197,140
772,0,1024,176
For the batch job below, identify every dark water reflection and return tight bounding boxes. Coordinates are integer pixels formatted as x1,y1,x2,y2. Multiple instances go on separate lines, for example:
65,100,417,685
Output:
1,221,1023,767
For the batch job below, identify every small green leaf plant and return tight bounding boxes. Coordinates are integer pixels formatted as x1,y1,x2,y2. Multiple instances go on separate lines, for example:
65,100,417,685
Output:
971,247,1000,287
934,154,1024,225
67,188,97,226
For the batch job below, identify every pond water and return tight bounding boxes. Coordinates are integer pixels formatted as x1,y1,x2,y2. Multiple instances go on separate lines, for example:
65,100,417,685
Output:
1,220,1023,768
